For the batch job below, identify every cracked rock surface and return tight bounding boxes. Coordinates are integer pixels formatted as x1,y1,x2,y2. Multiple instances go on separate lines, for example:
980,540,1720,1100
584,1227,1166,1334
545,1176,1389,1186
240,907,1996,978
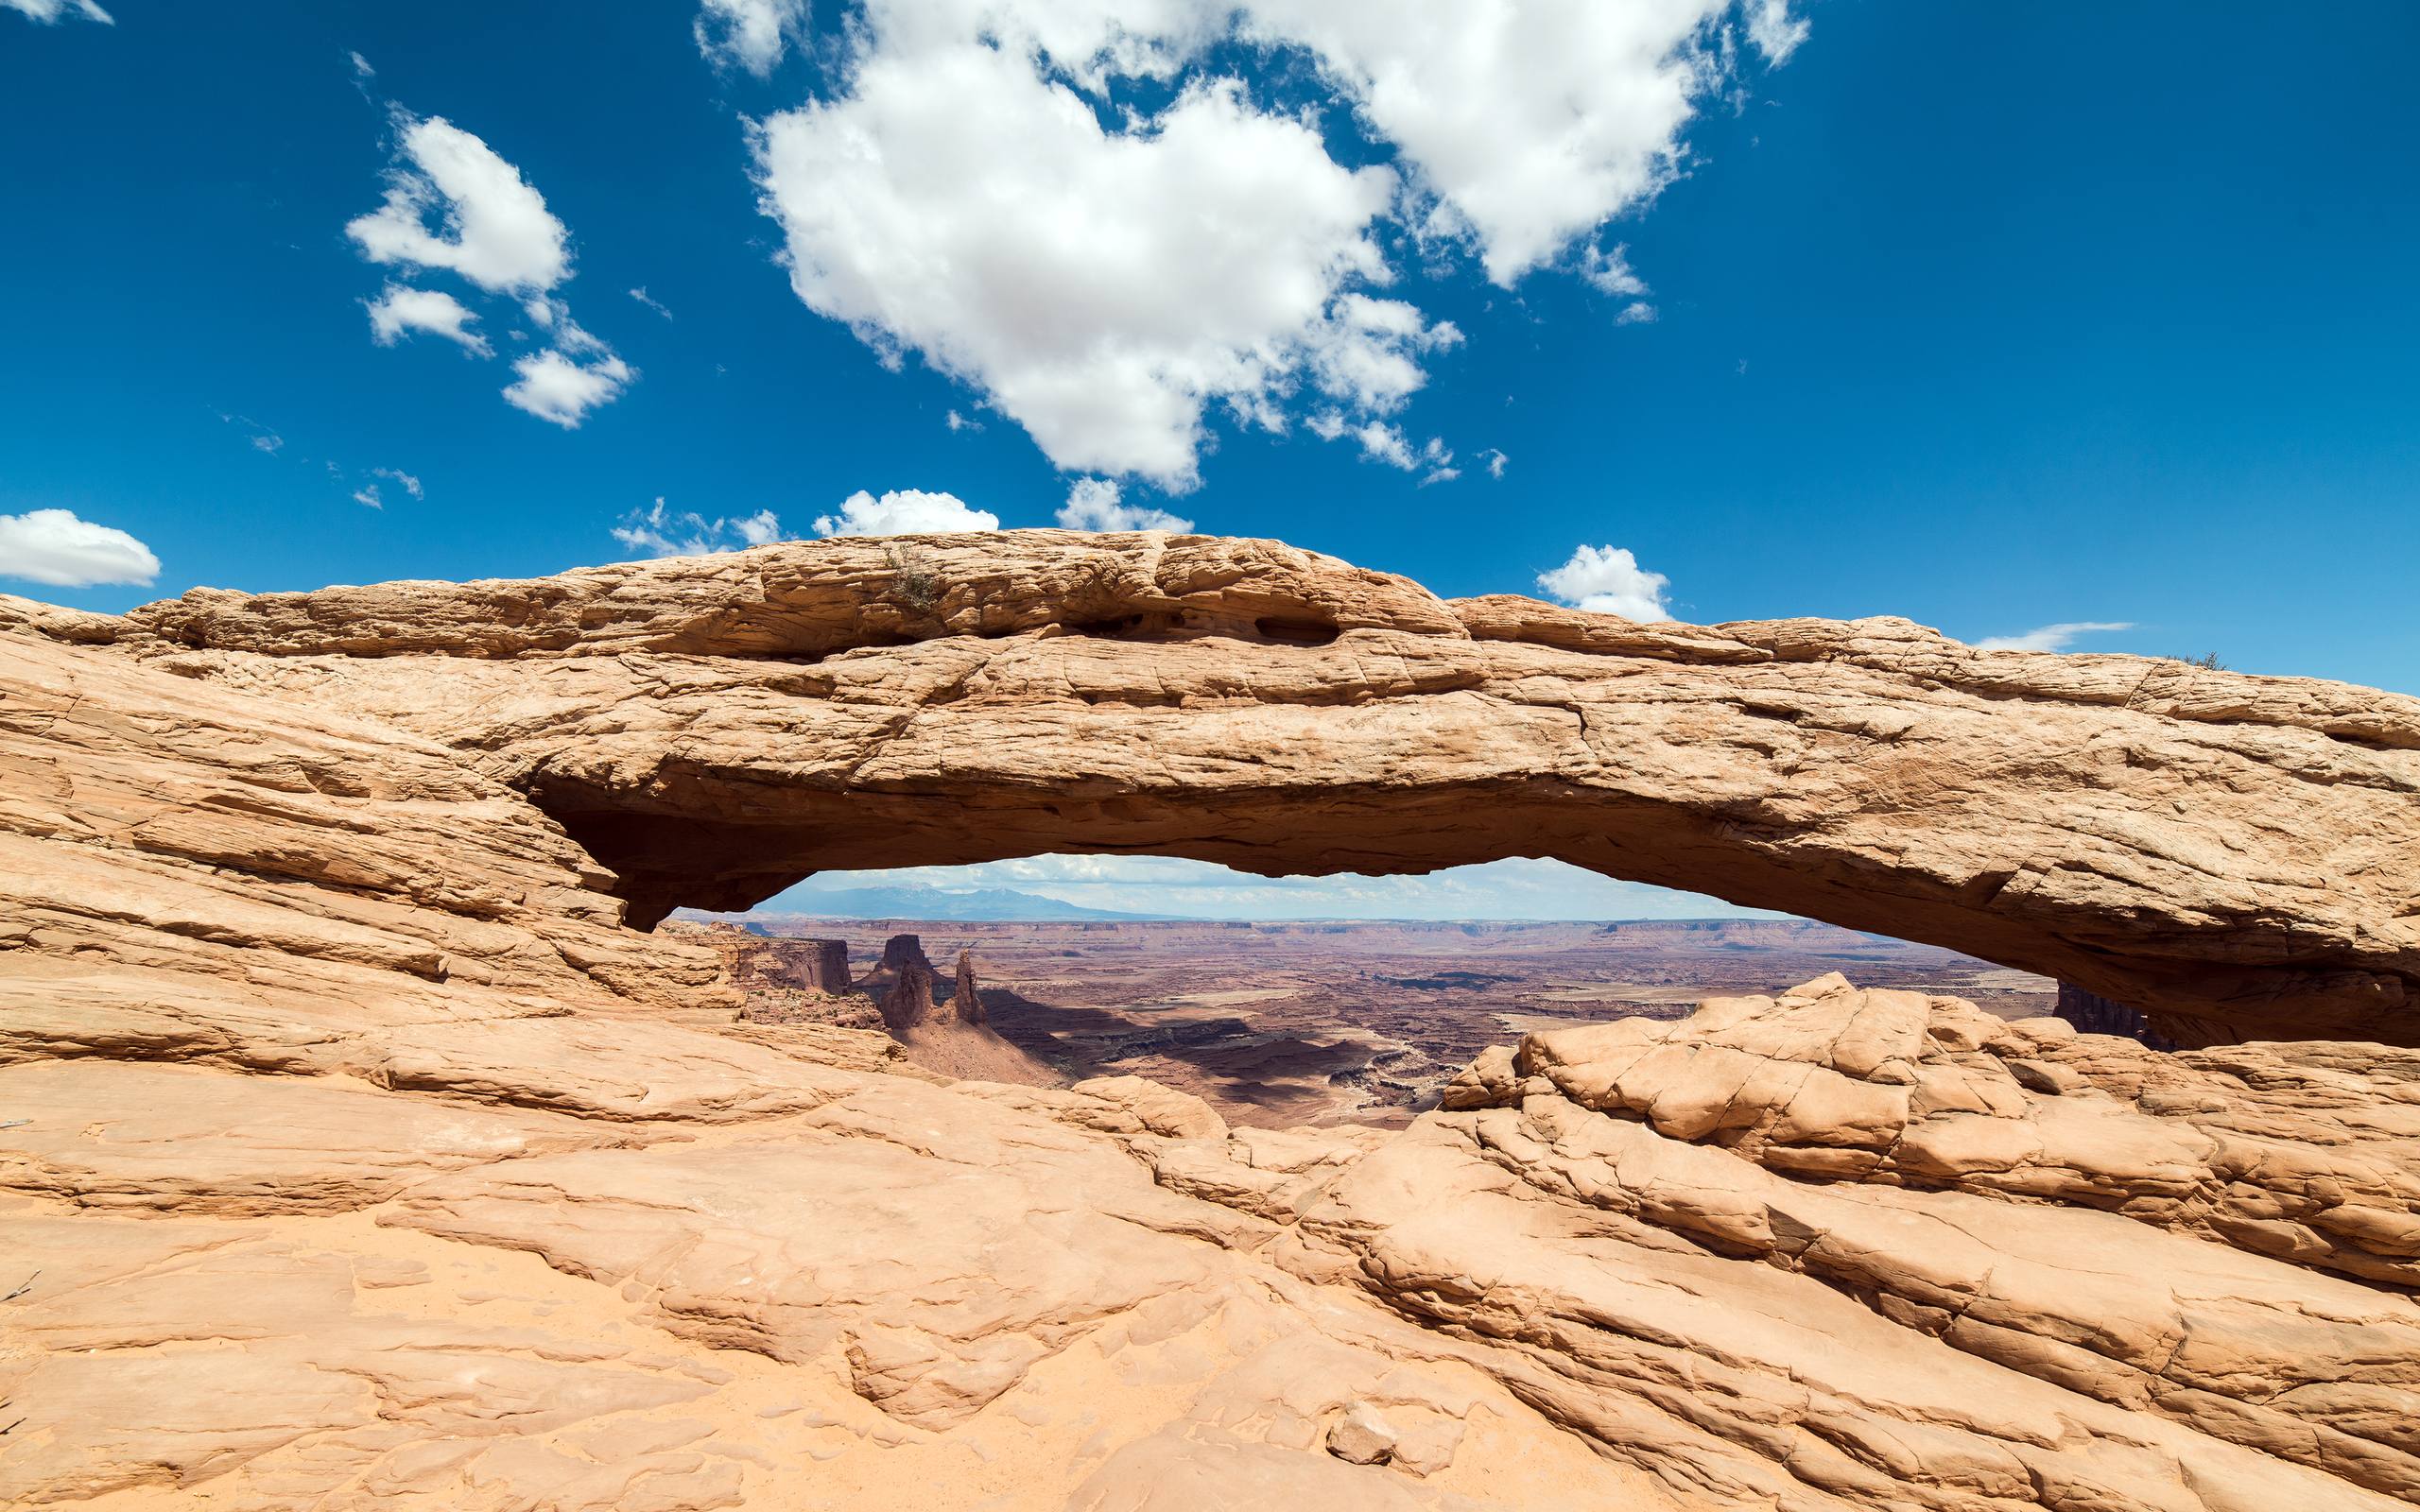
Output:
3,538,2418,1509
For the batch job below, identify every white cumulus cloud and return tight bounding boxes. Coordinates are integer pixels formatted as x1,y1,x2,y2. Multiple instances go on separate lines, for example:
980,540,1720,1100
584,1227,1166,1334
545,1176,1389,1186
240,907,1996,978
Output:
1974,621,2135,653
1055,478,1194,533
755,47,1402,490
2,0,112,25
812,489,1000,538
0,508,157,588
1242,1,1762,287
346,114,570,295
695,0,808,77
348,111,631,425
1538,543,1672,621
365,284,492,355
504,350,633,428
745,0,1801,489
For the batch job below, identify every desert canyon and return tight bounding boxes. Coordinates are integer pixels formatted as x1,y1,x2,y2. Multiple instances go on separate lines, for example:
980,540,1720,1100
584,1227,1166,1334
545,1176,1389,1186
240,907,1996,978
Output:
5,529,2419,1512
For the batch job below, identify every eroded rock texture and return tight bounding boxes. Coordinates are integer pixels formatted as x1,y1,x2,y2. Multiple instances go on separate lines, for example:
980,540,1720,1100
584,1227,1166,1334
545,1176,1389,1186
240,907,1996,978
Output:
4,539,2419,1510
1409,977,2420,1506
21,530,2417,1045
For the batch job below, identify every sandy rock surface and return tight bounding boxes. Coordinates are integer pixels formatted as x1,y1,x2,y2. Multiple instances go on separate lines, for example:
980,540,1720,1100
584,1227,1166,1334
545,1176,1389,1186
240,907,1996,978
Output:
5,539,2419,1509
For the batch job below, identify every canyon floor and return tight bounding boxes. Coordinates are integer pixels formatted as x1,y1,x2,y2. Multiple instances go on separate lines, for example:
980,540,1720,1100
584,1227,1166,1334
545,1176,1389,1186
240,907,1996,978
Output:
699,915,2059,1127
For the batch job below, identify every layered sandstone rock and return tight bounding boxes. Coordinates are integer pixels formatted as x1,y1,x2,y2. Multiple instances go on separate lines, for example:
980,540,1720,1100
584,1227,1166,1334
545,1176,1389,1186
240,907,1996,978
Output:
805,937,853,991
1341,978,2420,1508
18,531,2415,1045
6,541,2420,1510
697,923,853,996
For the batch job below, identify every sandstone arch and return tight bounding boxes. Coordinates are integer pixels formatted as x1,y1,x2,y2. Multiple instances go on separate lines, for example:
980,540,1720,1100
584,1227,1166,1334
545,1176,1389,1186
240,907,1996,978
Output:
61,531,2420,1047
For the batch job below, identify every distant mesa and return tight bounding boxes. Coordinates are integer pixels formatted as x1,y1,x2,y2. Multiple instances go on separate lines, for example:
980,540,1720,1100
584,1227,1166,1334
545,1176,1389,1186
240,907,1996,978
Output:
873,933,986,1033
689,921,1042,1082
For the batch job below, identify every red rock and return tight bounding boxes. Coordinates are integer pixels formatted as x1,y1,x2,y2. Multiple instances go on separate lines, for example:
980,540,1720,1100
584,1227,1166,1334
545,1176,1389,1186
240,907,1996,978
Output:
950,948,985,1027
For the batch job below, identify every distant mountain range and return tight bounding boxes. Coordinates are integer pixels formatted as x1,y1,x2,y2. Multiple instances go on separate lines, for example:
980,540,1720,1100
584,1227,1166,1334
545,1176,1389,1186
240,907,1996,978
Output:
684,884,1812,929
702,883,1164,922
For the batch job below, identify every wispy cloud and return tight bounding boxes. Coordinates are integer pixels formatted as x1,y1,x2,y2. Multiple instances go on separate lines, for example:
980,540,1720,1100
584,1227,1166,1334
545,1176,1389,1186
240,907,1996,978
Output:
1055,478,1193,533
217,411,284,455
612,497,787,558
2,0,113,26
370,466,424,500
222,412,423,510
694,0,807,77
1975,621,2135,653
1315,417,1458,483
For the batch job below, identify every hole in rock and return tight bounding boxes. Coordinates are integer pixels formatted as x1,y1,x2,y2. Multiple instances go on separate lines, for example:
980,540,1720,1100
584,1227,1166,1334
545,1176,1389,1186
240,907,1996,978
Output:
666,853,2100,1130
1252,615,1340,646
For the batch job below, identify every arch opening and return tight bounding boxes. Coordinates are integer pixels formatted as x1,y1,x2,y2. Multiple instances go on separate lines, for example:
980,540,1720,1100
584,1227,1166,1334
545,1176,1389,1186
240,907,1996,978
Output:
535,750,2193,1042
671,850,2097,1126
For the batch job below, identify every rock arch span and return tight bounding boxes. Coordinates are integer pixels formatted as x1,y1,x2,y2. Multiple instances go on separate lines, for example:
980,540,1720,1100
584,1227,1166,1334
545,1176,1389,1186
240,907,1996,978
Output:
77,531,2420,1047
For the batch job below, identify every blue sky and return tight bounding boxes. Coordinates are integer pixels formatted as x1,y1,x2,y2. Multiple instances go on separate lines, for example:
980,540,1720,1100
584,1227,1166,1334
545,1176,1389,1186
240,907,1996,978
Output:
5,1,2414,919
